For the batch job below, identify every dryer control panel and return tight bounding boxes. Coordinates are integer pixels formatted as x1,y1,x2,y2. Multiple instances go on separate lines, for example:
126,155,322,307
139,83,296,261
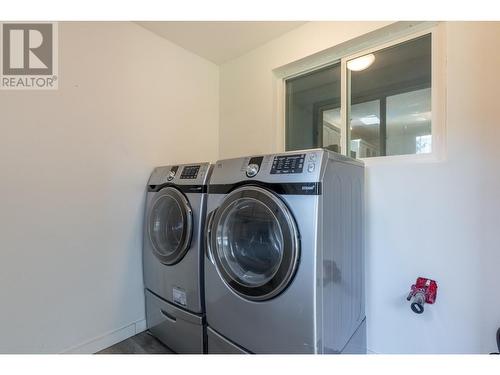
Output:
211,149,363,186
270,154,305,175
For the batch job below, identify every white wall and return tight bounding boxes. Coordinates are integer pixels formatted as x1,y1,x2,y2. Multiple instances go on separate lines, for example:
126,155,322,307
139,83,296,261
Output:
0,22,219,353
219,21,500,353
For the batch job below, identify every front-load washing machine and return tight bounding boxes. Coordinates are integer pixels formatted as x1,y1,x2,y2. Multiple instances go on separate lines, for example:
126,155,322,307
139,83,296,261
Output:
204,149,366,354
143,163,212,353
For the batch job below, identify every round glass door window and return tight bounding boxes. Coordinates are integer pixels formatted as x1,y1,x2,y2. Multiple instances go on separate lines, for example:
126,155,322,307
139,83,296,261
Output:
209,186,300,301
148,187,193,265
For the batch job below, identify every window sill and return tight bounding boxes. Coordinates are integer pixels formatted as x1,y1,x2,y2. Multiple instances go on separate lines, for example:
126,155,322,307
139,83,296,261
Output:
358,152,445,166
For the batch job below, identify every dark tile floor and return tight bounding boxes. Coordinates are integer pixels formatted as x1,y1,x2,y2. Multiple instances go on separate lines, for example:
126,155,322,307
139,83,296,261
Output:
97,331,173,354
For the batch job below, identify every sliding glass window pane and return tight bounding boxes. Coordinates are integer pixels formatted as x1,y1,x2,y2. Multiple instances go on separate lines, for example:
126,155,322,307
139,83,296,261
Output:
348,34,431,158
386,88,432,155
350,100,381,158
322,107,341,153
285,63,341,152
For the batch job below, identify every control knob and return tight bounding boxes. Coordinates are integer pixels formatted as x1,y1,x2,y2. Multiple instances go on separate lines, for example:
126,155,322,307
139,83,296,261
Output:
246,163,259,178
167,170,176,181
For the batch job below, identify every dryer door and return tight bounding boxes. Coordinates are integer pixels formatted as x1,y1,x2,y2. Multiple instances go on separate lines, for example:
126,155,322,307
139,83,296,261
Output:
148,187,193,265
208,186,300,301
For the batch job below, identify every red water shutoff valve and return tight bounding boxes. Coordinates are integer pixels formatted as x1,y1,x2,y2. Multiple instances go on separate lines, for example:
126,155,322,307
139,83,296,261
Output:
407,277,438,314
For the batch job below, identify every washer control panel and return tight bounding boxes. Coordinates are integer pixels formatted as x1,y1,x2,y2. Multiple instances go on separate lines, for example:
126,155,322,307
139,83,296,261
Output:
149,163,211,186
270,153,305,174
180,165,201,179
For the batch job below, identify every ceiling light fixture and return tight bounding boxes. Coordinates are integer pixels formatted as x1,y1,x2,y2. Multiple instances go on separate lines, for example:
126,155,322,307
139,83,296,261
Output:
359,115,380,125
347,54,375,71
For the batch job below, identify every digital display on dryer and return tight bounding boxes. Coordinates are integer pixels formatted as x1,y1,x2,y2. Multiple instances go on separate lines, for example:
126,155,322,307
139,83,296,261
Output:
270,154,305,174
180,165,200,179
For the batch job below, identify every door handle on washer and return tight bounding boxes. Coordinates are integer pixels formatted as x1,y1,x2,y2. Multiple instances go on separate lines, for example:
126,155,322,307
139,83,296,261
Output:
204,209,217,265
160,309,177,323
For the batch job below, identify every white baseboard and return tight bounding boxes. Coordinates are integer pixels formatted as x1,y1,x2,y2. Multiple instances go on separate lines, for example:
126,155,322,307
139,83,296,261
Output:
63,318,372,354
62,318,147,354
134,319,147,334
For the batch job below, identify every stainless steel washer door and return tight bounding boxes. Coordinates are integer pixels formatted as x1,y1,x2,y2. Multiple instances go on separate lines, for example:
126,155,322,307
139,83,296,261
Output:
208,186,300,301
148,187,193,265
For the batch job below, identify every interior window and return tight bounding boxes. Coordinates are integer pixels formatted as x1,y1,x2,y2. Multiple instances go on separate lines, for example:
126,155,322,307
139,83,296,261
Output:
285,63,341,152
285,33,433,159
348,34,432,158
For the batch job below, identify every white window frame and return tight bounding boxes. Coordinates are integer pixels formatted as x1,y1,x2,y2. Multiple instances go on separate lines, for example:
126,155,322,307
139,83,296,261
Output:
276,23,446,164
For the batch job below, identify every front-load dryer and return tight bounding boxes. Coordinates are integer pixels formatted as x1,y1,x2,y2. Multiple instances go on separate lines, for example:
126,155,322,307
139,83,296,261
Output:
204,149,366,354
143,163,212,353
